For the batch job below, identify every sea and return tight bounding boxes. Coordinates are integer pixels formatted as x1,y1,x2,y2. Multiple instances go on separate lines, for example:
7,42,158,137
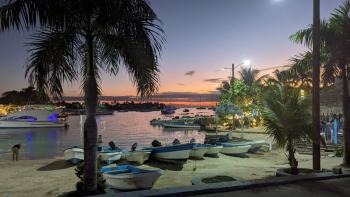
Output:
0,108,213,159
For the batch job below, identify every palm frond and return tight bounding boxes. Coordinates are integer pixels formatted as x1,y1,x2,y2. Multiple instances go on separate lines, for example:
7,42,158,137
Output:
0,0,70,32
25,30,78,98
261,84,312,148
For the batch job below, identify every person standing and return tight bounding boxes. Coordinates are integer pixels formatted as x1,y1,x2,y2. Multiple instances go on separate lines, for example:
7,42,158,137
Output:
97,135,103,151
12,144,21,161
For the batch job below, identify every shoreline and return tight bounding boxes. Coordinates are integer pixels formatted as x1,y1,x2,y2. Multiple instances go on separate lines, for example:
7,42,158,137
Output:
0,150,343,197
0,130,344,197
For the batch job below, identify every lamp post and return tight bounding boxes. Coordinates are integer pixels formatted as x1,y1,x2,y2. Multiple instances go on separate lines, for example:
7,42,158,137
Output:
223,59,250,132
224,59,251,104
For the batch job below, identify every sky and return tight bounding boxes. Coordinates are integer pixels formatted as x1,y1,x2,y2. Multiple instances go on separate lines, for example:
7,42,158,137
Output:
0,0,344,97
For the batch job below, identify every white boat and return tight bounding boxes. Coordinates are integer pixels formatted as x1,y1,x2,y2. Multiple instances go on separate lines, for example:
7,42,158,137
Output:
162,122,201,129
220,143,251,156
99,148,122,164
0,109,66,128
124,149,151,165
64,147,84,164
101,165,163,190
190,144,209,159
145,143,195,163
205,144,223,157
229,140,266,153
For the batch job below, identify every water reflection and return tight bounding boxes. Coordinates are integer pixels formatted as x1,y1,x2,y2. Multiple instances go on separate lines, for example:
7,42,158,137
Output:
0,108,212,159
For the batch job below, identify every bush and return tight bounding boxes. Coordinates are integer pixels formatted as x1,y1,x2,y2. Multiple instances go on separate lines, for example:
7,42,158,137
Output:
335,148,343,157
75,161,106,195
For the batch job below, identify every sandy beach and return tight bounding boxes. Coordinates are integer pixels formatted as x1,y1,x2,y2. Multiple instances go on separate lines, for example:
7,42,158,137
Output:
0,129,344,197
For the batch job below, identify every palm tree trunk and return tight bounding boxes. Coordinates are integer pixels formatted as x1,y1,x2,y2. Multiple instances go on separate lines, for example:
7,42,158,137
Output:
83,32,98,194
341,64,350,165
312,0,321,171
287,141,299,175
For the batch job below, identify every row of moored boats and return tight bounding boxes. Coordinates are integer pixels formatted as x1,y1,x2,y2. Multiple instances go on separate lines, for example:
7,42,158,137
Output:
64,139,266,190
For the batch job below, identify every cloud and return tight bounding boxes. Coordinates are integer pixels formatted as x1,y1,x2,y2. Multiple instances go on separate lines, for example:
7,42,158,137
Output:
203,78,223,83
177,83,186,86
185,70,195,76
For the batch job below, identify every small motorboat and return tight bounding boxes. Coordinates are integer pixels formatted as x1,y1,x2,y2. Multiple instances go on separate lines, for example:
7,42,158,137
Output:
161,107,175,114
150,118,168,125
220,143,251,156
145,143,195,163
101,165,163,190
99,147,123,164
162,122,201,129
190,144,209,159
228,140,266,153
204,144,223,157
125,149,152,165
64,147,84,164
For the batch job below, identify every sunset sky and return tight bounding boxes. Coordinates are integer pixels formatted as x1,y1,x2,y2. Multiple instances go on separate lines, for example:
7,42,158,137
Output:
0,0,344,96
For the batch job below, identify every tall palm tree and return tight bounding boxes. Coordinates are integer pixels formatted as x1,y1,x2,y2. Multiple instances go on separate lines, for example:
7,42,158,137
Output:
312,0,321,171
290,0,350,166
0,0,164,193
261,84,312,175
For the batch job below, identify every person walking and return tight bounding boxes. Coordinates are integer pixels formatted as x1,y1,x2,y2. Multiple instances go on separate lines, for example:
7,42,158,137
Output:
12,144,21,161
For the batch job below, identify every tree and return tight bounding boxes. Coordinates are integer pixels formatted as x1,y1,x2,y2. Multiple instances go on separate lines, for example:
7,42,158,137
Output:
238,67,266,101
0,86,48,104
261,84,312,175
0,0,164,193
290,0,350,166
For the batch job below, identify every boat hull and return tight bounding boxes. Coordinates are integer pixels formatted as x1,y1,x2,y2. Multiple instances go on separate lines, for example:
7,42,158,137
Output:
102,165,163,190
64,148,84,164
205,145,223,156
220,144,251,155
99,152,122,164
190,146,209,159
229,140,266,153
147,143,194,162
0,120,65,128
162,123,200,129
125,150,151,165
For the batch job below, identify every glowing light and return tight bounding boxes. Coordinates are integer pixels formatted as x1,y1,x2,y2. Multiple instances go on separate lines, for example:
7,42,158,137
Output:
243,59,251,67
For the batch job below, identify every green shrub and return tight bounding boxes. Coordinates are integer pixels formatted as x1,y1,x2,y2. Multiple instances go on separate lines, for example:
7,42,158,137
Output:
75,161,106,195
335,148,343,157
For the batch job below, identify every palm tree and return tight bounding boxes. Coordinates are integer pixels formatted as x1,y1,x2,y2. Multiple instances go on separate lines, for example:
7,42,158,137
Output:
0,0,164,193
238,67,260,90
312,0,321,171
289,52,313,91
261,84,312,175
290,0,350,166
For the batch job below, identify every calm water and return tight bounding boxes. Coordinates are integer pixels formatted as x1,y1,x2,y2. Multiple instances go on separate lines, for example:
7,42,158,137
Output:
0,108,213,159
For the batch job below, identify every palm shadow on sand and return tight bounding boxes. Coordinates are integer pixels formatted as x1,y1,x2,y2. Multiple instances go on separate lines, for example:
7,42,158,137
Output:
37,159,74,171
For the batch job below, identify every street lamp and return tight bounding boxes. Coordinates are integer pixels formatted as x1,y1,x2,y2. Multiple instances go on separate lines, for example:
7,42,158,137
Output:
223,59,251,104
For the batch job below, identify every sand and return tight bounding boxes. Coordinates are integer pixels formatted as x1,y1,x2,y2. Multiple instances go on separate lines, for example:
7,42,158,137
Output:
0,128,344,197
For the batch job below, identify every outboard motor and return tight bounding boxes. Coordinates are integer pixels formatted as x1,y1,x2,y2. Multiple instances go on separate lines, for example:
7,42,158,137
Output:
152,140,162,147
131,143,138,152
109,141,116,150
172,138,181,145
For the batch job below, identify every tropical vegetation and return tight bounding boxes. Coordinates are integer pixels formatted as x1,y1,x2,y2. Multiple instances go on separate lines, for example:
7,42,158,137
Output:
260,84,312,175
0,0,164,194
290,0,350,166
0,86,48,105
